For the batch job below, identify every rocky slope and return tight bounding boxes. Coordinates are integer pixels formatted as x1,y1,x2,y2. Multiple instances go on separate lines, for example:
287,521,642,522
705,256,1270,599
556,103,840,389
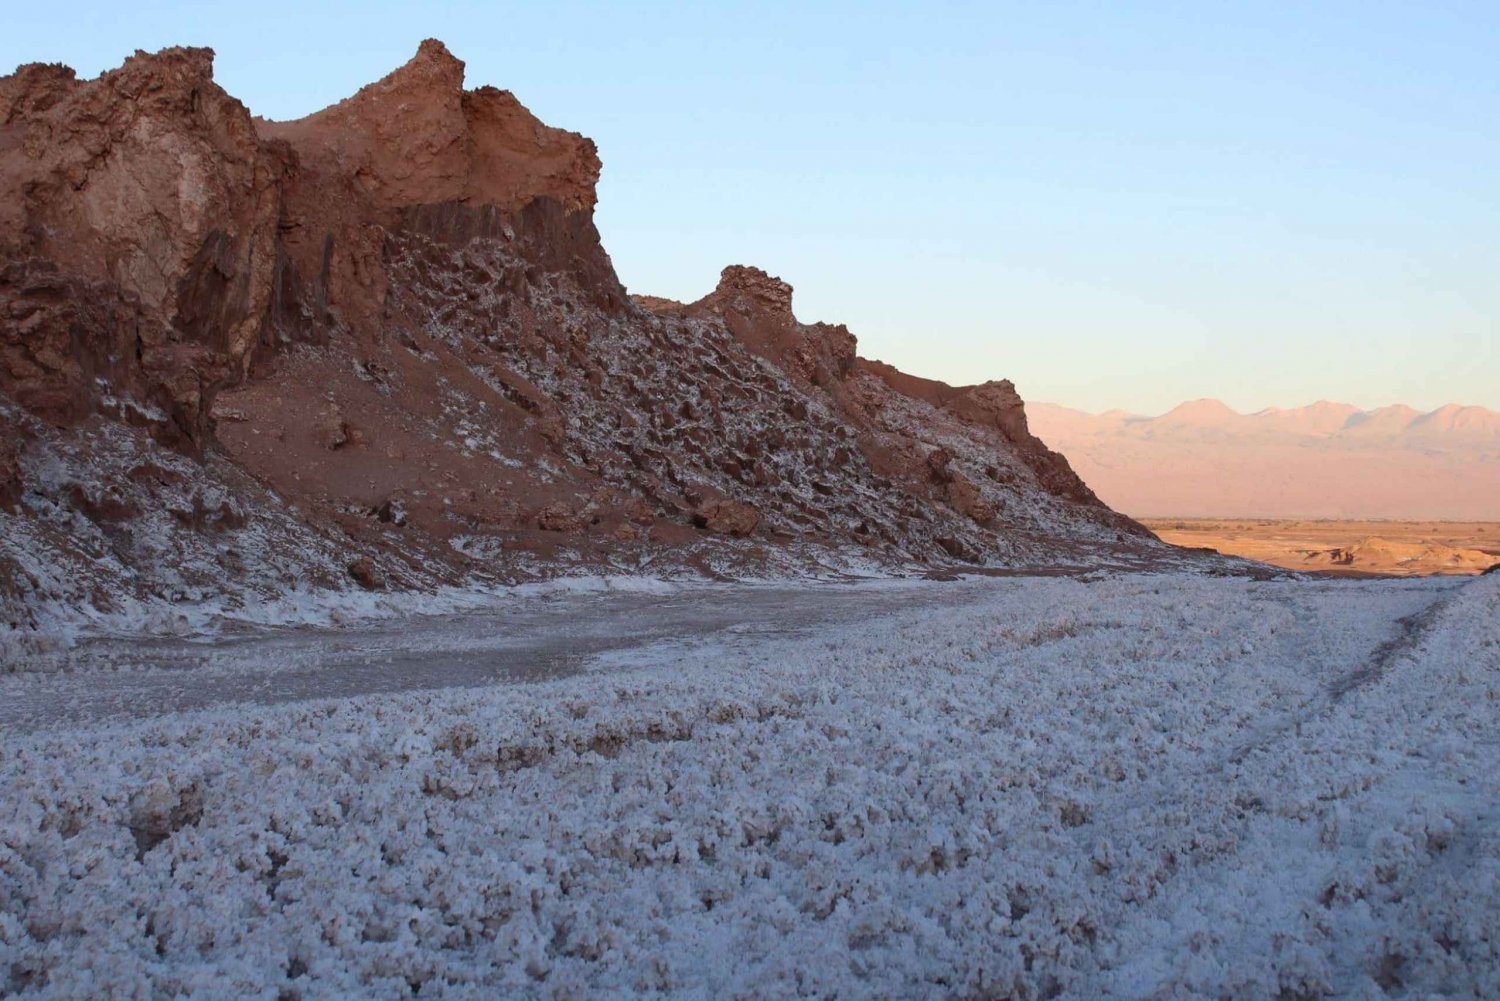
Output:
1031,399,1500,519
0,41,1160,632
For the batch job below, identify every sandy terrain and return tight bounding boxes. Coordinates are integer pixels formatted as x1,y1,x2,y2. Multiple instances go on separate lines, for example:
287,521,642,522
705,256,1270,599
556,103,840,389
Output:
1145,519,1500,576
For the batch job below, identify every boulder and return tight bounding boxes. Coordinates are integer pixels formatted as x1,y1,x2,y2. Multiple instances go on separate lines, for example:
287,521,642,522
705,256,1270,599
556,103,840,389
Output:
347,557,384,591
537,502,585,533
695,499,761,537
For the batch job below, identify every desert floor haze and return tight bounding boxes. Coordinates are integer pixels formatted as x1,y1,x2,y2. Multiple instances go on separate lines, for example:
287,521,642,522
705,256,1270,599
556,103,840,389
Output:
1028,400,1500,522
1030,399,1500,576
2,31,1498,1001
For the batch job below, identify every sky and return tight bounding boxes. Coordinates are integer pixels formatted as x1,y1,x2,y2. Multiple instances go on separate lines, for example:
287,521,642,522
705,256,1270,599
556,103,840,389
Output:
4,1,1498,416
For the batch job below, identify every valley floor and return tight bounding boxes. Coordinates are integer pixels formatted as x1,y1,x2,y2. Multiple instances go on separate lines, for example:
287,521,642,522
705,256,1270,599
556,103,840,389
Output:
2,571,1498,998
1144,518,1500,577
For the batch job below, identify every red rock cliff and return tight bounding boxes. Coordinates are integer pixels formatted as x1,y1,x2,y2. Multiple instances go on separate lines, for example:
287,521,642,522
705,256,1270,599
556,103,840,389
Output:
0,40,1160,624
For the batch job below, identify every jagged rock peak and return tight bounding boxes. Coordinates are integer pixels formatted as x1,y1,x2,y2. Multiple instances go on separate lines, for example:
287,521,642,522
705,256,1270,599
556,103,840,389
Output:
1,46,226,131
258,39,601,214
119,44,218,80
399,37,465,80
312,38,467,120
709,265,796,321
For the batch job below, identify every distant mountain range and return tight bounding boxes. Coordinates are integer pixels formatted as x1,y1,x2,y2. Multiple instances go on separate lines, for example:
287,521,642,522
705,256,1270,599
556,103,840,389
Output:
1029,400,1500,519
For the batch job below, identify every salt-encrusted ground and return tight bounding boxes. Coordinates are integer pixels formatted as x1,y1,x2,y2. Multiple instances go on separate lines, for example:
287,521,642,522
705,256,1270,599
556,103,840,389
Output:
2,572,1497,998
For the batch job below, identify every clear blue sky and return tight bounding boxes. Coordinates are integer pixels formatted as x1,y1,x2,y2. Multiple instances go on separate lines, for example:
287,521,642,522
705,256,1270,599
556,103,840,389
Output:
6,2,1498,415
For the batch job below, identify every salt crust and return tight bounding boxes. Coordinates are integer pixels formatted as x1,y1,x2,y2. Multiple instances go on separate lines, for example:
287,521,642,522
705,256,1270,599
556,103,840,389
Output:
2,573,1497,997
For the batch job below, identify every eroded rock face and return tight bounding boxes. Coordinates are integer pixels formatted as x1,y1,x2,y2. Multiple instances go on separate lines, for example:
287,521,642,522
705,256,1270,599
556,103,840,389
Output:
1,49,280,445
858,362,1102,507
257,40,614,345
261,39,599,217
0,40,1162,623
682,266,857,392
0,429,21,513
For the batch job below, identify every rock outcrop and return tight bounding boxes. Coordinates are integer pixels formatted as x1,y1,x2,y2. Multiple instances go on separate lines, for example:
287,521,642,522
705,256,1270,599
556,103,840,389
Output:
1,48,279,446
0,40,1163,627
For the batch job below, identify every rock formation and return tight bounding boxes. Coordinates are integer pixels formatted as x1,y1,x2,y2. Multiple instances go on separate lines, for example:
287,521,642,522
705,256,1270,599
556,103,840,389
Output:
0,40,1160,626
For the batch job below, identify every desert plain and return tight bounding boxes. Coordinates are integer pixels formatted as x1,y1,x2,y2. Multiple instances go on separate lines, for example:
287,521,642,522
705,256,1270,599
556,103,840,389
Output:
1144,518,1500,576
